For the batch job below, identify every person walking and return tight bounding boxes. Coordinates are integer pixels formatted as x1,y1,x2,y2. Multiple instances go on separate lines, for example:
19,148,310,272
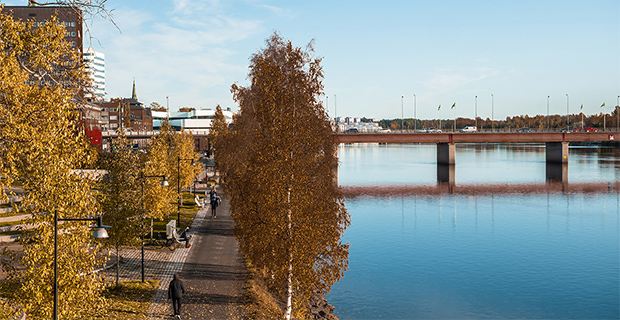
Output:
168,273,185,319
209,187,220,219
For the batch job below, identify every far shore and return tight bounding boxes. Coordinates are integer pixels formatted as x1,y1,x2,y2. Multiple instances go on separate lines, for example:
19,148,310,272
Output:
341,181,620,197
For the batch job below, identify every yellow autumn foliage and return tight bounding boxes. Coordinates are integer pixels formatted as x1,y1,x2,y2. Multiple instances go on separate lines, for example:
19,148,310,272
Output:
0,8,107,319
216,32,350,319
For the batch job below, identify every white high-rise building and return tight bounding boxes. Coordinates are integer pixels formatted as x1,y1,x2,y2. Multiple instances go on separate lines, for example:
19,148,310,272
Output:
83,48,105,99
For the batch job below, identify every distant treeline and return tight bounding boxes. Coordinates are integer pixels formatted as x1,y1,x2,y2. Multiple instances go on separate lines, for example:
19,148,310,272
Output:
376,109,620,130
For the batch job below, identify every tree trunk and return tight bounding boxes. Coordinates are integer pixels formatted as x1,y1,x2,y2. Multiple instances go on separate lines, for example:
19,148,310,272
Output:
284,188,293,320
115,244,120,287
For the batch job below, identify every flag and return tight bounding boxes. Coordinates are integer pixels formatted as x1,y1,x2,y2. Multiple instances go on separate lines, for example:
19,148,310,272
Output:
580,104,583,110
451,102,456,109
601,102,605,108
438,105,441,111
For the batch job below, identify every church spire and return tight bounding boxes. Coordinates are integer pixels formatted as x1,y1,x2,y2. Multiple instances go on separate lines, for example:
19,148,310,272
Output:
131,78,137,100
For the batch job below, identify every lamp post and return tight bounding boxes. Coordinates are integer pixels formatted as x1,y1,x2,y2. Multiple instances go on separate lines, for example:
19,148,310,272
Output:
413,94,417,131
401,96,404,131
475,95,478,130
617,95,619,131
491,94,494,132
547,96,550,131
54,210,110,320
140,173,168,283
334,94,337,124
177,156,195,226
566,94,569,126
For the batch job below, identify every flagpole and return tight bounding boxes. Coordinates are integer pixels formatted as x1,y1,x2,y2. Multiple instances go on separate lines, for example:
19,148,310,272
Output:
452,103,456,132
438,105,441,130
580,104,583,129
603,103,606,131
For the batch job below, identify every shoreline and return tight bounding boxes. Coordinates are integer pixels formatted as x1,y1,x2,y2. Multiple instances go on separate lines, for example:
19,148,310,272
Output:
341,181,620,197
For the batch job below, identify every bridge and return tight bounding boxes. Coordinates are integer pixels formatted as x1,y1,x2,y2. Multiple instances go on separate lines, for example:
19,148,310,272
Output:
104,130,618,185
336,132,619,185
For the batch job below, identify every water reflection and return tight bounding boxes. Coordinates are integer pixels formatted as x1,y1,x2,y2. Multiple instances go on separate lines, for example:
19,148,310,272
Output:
338,143,620,185
545,163,568,184
328,193,620,319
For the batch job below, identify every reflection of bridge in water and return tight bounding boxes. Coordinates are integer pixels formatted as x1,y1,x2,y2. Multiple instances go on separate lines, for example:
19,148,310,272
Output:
336,132,619,186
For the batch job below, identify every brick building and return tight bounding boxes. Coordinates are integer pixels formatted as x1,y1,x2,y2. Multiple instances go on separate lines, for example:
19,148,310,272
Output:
2,3,83,54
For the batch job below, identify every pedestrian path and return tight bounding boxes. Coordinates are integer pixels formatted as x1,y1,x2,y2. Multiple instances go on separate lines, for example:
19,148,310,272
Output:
101,204,208,318
175,195,246,320
145,204,209,319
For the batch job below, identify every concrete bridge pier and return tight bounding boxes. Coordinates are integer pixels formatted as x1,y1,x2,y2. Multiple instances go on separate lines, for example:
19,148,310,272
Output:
437,143,456,165
545,142,569,164
437,164,455,188
437,143,455,189
546,163,568,184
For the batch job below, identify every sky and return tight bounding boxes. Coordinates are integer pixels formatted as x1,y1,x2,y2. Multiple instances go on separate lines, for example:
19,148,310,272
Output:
4,0,619,120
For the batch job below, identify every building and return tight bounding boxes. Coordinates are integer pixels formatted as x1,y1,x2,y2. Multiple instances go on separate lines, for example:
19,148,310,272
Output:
96,82,153,133
2,3,83,54
153,108,234,133
153,108,234,151
83,48,105,99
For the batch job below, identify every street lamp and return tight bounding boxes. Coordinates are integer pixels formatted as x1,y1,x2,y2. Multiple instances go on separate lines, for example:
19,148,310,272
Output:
547,96,550,130
140,173,168,283
54,210,110,320
491,94,494,132
413,94,417,131
401,96,404,131
475,95,478,129
177,156,195,226
566,94,569,126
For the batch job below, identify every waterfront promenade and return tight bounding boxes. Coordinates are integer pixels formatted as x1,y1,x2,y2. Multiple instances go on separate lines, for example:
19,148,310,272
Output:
103,194,246,320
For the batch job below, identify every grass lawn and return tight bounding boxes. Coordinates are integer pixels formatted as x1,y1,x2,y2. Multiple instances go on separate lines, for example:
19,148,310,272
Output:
98,280,160,319
147,192,200,243
0,280,159,320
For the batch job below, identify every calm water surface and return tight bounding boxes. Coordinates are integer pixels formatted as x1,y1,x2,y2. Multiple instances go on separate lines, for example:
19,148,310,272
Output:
328,144,620,320
338,143,620,185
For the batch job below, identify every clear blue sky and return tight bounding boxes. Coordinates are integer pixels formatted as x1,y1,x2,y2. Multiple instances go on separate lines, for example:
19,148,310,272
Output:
4,0,619,120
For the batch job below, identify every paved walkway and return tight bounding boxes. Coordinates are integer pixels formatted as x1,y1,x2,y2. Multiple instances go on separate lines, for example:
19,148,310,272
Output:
102,193,246,320
175,194,246,320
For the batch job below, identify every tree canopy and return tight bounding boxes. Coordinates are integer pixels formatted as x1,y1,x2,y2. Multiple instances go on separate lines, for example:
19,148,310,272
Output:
214,33,350,319
0,9,106,318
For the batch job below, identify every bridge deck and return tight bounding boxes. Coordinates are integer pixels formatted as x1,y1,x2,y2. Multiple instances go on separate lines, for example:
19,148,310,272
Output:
336,132,618,144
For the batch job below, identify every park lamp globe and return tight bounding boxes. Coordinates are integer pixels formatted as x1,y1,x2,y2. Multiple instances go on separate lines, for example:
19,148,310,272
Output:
91,216,111,238
161,176,170,187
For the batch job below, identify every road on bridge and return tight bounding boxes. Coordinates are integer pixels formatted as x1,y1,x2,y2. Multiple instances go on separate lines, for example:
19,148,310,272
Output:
337,131,619,144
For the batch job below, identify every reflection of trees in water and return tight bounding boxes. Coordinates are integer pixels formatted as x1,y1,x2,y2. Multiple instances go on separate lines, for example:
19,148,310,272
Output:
341,181,620,198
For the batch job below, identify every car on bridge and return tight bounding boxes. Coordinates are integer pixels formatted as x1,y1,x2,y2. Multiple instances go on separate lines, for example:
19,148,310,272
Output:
516,127,531,132
415,127,442,133
560,126,579,132
583,126,598,132
460,126,477,132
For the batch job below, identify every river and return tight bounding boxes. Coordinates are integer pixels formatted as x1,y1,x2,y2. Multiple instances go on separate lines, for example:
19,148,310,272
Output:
327,143,620,320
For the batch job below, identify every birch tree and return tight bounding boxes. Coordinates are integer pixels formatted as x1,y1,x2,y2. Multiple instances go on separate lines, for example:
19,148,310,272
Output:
0,10,107,318
220,33,350,319
98,132,142,286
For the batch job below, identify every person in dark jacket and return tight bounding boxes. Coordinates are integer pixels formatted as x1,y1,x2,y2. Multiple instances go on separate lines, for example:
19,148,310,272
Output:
209,187,220,219
168,273,185,318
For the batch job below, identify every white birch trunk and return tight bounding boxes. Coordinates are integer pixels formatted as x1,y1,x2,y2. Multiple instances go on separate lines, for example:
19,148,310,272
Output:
284,188,293,320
